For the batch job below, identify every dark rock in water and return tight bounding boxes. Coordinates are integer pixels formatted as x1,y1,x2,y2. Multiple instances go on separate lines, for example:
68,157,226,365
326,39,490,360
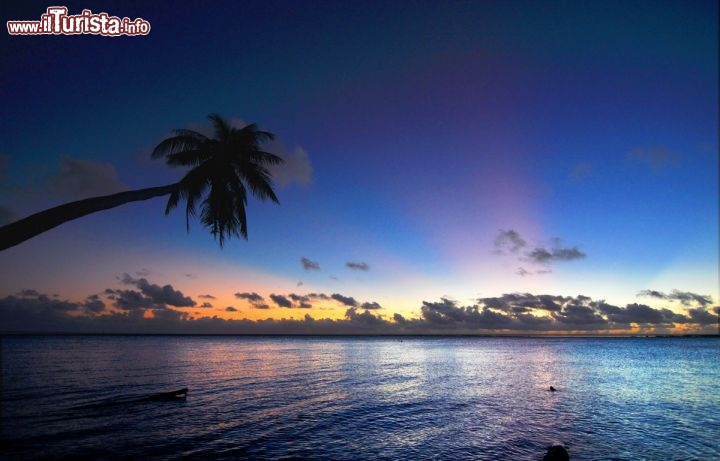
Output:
543,444,569,461
549,386,557,392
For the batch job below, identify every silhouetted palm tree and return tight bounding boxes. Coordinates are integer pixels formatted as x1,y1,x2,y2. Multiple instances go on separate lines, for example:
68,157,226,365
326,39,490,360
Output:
0,114,283,251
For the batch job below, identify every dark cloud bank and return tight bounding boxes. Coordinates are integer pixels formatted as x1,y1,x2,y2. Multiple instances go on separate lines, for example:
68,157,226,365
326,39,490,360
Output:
1,280,716,335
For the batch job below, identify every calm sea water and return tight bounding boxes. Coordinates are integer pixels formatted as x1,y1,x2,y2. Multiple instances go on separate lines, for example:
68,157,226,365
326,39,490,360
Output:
1,336,718,460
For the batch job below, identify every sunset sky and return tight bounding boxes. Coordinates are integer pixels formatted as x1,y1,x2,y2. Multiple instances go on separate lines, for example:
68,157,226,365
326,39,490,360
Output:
1,0,717,334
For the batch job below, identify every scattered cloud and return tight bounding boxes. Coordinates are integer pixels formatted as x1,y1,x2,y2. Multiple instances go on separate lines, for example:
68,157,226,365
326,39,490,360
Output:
494,230,586,273
235,292,264,302
331,293,358,307
301,257,321,271
48,157,126,199
528,245,586,264
235,292,270,309
346,261,370,271
1,282,716,335
270,294,293,308
494,229,527,254
289,293,313,308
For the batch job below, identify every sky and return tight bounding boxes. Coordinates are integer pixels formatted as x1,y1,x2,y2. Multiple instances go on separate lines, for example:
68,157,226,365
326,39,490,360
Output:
0,0,718,334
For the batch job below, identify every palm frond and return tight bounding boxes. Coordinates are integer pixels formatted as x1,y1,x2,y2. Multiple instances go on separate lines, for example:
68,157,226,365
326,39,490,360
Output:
155,113,282,246
151,131,206,159
208,113,232,141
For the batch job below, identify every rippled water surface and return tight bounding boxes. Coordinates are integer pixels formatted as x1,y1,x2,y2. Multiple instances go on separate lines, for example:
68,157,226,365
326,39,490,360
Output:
1,336,718,460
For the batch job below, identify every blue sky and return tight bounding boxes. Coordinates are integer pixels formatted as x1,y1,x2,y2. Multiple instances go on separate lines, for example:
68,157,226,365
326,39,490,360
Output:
0,0,717,334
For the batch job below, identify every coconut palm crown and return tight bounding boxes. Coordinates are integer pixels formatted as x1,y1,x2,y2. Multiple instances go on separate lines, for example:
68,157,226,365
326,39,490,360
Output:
153,114,283,246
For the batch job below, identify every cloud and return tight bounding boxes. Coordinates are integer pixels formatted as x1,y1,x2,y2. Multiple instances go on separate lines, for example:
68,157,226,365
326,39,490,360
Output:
2,285,716,335
198,294,216,300
331,293,358,307
361,301,382,310
235,292,270,309
345,307,387,326
494,230,586,271
637,289,713,307
121,274,195,307
308,293,331,301
48,157,126,199
105,274,196,310
494,229,527,254
235,292,264,302
270,294,293,308
267,142,313,187
346,261,370,271
289,293,313,308
84,294,106,313
301,257,320,271
199,302,213,308
528,246,586,263
627,147,679,172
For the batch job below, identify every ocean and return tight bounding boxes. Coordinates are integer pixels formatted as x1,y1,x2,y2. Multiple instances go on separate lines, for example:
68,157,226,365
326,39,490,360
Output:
1,335,718,460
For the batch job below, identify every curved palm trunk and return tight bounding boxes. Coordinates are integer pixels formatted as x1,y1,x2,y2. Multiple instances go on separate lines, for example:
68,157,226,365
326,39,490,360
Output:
0,183,179,251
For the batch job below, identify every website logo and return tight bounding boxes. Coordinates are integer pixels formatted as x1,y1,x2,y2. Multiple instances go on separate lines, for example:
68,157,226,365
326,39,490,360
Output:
7,7,150,36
